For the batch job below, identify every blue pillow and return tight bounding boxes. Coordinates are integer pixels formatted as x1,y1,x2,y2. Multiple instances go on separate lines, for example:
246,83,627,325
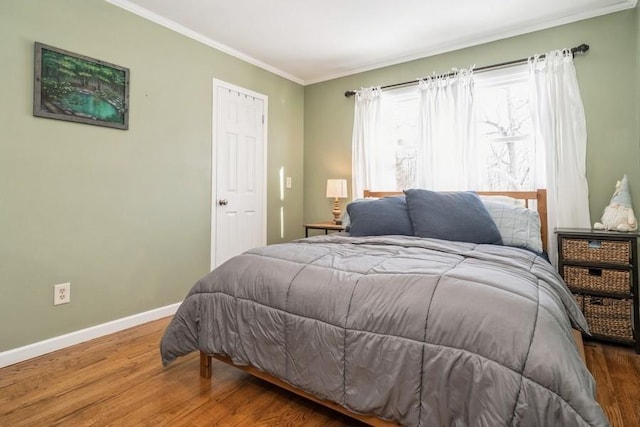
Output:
347,196,413,237
404,189,503,245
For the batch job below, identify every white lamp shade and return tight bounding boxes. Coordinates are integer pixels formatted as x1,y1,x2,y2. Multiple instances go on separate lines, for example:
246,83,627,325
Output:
326,179,348,198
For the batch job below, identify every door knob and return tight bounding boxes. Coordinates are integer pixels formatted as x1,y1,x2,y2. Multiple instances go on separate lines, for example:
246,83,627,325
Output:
218,199,228,206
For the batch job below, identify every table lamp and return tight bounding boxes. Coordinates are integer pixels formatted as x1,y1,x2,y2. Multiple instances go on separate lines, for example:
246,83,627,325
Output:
326,179,348,224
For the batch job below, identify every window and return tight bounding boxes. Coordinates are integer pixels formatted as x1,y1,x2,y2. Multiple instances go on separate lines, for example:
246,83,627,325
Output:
475,65,534,190
375,64,537,191
378,87,419,191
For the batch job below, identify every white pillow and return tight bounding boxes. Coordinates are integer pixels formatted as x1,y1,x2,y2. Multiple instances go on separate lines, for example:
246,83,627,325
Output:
481,200,543,254
479,195,521,206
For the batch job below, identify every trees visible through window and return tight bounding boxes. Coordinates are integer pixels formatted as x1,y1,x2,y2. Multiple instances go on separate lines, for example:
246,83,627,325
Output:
376,64,536,191
475,65,533,190
379,88,419,191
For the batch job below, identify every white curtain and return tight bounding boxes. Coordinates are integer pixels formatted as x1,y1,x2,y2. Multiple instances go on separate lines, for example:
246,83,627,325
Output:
529,50,591,264
416,69,478,190
351,87,382,199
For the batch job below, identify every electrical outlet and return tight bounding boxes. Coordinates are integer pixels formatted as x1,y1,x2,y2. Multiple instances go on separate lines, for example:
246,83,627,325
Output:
54,283,71,305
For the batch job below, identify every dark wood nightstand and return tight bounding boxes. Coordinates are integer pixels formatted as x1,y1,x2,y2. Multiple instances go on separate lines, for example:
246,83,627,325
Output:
556,228,639,353
303,222,345,237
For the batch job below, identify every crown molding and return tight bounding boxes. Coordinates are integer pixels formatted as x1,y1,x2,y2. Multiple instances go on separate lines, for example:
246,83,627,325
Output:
106,0,636,86
304,0,638,85
104,0,305,85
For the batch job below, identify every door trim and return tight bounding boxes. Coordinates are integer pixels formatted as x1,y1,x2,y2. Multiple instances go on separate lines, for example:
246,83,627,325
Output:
211,79,268,270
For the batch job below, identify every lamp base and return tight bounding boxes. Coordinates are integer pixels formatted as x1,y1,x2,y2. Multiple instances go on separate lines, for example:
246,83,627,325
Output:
332,198,341,224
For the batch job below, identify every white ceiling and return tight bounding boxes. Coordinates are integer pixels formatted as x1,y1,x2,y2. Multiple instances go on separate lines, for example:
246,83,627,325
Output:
107,0,637,85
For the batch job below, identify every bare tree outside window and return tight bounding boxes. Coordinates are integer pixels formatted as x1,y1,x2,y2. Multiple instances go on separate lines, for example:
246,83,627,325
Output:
395,139,416,190
372,65,537,192
379,88,419,190
475,68,534,191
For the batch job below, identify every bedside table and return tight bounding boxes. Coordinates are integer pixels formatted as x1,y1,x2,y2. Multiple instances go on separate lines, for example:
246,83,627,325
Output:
304,222,345,237
556,228,639,353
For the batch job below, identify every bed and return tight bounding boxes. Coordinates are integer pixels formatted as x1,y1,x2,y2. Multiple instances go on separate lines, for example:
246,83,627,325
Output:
160,189,608,426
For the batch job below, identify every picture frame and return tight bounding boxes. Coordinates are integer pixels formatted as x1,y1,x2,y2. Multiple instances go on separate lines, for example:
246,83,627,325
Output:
33,42,130,130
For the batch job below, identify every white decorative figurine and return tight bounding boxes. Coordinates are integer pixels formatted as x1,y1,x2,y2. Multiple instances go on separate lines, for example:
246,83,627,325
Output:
594,174,638,232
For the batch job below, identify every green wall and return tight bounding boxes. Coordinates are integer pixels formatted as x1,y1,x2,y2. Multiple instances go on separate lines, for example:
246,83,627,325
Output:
0,0,304,351
303,9,640,226
637,5,640,170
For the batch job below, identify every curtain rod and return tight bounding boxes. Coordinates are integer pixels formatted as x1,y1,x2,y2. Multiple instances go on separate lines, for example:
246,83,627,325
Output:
344,43,589,98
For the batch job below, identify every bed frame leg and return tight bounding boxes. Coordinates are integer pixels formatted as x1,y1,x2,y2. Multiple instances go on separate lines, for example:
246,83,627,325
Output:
200,351,212,379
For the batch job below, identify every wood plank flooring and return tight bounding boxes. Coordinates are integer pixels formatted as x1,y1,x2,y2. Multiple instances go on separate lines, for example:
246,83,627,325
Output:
583,339,640,426
1,317,638,426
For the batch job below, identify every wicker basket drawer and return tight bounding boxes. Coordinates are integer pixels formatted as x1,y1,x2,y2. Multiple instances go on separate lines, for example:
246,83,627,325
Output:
563,266,630,295
574,293,583,309
583,296,633,342
562,238,630,265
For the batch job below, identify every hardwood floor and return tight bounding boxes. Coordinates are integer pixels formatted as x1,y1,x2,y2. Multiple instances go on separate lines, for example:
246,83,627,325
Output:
0,318,360,427
583,339,640,426
1,317,638,426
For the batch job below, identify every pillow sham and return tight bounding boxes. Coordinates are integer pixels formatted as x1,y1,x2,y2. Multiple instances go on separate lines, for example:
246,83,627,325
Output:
479,195,520,206
346,196,413,237
404,189,503,245
482,199,543,254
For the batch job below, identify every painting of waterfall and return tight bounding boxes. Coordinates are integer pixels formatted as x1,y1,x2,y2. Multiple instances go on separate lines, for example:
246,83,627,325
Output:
33,42,129,130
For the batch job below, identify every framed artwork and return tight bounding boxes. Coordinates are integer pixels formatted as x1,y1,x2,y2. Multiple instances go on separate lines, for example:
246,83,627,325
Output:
33,42,130,130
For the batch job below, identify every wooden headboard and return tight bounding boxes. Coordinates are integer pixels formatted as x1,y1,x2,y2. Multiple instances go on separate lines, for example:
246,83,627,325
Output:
363,189,548,252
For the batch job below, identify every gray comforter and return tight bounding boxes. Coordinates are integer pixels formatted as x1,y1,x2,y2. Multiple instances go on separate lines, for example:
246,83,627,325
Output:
160,234,608,426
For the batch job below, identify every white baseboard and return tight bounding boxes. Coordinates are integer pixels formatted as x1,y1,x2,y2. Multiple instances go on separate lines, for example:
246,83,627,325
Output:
0,302,181,368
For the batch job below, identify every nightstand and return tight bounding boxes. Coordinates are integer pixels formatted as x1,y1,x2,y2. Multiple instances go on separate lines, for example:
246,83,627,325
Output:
556,228,639,353
303,222,345,237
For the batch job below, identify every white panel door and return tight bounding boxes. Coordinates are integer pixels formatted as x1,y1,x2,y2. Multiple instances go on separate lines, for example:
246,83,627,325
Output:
212,82,266,269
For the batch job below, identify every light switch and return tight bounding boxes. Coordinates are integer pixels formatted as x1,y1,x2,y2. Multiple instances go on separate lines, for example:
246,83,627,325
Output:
286,177,292,188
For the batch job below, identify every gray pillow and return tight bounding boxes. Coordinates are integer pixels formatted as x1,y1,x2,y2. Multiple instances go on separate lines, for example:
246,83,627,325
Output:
347,196,413,237
482,199,543,253
404,189,503,245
